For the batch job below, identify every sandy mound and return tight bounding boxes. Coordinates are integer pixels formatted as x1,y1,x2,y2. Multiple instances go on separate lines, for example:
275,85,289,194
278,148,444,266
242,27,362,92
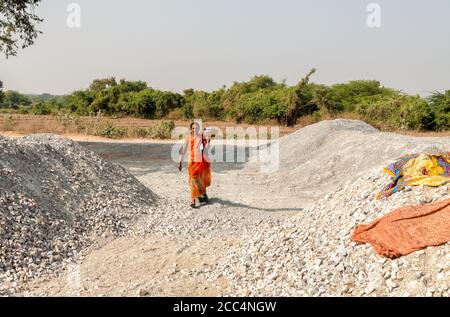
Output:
0,134,156,284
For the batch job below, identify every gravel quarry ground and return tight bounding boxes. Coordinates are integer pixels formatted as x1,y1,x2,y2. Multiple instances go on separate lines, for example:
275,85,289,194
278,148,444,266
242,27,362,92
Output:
1,119,449,297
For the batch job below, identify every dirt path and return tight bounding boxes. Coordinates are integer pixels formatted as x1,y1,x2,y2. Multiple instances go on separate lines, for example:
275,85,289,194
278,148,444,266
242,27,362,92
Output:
24,234,234,297
22,173,298,296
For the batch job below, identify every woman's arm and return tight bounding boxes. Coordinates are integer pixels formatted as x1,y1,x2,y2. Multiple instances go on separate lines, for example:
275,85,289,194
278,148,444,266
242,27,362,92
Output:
202,133,211,149
178,136,189,170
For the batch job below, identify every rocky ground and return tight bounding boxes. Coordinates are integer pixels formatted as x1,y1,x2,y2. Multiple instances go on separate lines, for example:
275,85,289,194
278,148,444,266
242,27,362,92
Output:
0,120,449,297
0,135,156,295
209,169,450,297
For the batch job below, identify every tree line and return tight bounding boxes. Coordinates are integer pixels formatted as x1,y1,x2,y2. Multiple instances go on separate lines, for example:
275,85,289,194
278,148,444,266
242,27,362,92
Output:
1,3,449,131
1,71,449,131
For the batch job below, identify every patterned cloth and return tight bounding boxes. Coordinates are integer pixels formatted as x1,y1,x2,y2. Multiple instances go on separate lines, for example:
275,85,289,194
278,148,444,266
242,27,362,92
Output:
377,153,450,199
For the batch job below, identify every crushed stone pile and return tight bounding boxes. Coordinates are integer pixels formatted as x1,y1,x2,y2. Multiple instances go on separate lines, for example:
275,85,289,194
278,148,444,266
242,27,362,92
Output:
207,120,450,296
209,169,450,297
0,134,156,287
262,120,450,201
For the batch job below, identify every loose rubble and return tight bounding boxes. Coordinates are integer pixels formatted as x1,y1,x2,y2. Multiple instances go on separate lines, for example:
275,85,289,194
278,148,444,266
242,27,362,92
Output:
0,134,156,294
264,119,450,200
2,120,450,297
207,168,450,297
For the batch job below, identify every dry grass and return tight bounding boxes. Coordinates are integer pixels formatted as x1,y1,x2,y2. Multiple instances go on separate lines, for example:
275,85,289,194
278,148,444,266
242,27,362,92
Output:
1,113,448,139
0,114,298,139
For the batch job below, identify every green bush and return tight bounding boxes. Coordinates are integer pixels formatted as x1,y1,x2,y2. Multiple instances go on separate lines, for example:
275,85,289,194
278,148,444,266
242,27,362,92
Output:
232,89,289,124
134,128,149,138
399,96,434,130
148,121,175,139
4,74,449,132
185,90,224,120
153,91,184,119
29,99,64,115
182,101,194,119
428,90,450,130
94,122,127,138
311,110,322,123
17,106,31,114
356,94,434,130
166,108,184,120
326,80,394,112
66,90,95,115
1,90,31,108
30,102,52,115
129,90,157,118
1,116,16,131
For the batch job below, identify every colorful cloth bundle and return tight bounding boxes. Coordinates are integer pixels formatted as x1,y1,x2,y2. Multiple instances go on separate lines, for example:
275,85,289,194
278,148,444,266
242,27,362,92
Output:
377,153,450,199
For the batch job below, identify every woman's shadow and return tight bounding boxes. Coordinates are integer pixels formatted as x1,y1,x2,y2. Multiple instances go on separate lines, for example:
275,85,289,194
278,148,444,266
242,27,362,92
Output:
208,198,304,212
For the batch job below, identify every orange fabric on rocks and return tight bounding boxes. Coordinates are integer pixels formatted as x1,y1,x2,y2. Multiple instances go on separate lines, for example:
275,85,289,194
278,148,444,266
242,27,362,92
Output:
351,198,450,258
187,135,211,199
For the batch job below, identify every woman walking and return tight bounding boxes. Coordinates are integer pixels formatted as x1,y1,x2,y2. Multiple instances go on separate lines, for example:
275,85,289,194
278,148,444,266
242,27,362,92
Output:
178,122,212,208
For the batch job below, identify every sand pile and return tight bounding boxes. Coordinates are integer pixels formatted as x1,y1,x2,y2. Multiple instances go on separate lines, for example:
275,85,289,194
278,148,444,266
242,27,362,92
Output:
0,134,156,285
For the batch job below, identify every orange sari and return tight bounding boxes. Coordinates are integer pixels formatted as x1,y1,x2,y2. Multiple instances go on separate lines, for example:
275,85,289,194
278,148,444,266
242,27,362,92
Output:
187,135,211,199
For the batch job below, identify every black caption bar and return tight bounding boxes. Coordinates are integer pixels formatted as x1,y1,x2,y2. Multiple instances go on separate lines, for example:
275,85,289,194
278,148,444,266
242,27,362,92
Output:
0,297,441,315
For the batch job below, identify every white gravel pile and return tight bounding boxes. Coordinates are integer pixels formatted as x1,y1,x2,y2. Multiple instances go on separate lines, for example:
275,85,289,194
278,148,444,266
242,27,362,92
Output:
263,119,450,200
0,134,156,288
206,120,450,297
210,168,450,297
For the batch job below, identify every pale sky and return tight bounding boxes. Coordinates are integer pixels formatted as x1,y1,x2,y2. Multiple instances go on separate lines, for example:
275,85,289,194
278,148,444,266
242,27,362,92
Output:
0,0,449,95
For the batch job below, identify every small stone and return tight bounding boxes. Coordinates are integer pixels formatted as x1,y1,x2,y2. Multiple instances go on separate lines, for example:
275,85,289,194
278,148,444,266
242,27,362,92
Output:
137,289,148,297
386,279,398,291
336,263,345,272
436,273,445,282
405,280,427,297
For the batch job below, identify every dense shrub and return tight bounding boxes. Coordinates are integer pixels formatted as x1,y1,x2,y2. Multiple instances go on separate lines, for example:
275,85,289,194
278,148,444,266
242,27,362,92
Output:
29,99,63,115
184,90,224,120
428,90,450,130
148,121,175,139
66,90,95,115
128,90,157,118
356,94,434,130
17,106,31,114
325,80,394,112
2,74,449,132
94,121,127,138
1,90,31,108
